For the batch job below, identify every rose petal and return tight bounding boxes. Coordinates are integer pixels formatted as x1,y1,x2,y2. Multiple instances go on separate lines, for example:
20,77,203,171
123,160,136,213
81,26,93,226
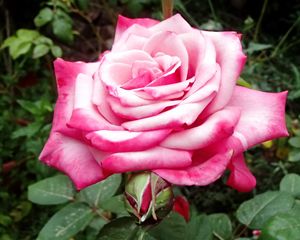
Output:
161,107,240,150
86,129,171,152
226,154,256,192
108,96,180,119
102,147,192,173
154,150,233,186
67,73,120,131
201,31,246,115
39,133,107,190
143,31,188,82
149,14,192,34
228,86,288,149
179,29,206,77
183,34,218,99
52,59,100,138
122,93,215,131
114,15,158,44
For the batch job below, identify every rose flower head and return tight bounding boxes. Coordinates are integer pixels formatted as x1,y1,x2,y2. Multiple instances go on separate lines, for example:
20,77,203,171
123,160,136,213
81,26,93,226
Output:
40,14,288,191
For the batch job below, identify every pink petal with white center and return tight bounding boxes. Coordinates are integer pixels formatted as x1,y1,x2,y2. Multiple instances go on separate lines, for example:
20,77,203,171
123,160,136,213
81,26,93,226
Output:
228,86,288,149
114,15,158,44
39,133,107,190
51,58,100,137
149,14,192,34
182,64,221,104
179,29,206,77
201,31,246,115
101,62,132,86
141,77,194,99
108,96,180,119
122,93,215,131
154,150,233,186
143,31,188,82
86,129,171,152
92,74,123,125
183,35,218,99
161,107,240,150
67,73,120,131
226,154,256,192
101,147,192,173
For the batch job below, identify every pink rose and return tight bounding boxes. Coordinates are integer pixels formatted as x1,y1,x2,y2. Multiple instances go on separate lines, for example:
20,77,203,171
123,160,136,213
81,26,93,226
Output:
40,14,288,191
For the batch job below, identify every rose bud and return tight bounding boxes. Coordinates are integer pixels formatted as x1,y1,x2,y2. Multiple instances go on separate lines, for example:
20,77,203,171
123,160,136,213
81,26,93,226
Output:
124,172,173,223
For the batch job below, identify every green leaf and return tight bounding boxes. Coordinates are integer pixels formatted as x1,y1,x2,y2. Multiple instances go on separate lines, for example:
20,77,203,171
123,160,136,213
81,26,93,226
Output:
28,175,75,205
288,137,300,148
236,191,294,229
101,195,129,216
208,213,232,240
245,42,273,54
259,212,300,240
11,122,42,138
16,29,40,41
10,41,32,59
288,149,300,162
37,202,93,240
149,212,187,240
32,44,50,58
52,12,73,43
1,36,18,49
51,45,63,57
186,214,212,240
34,8,54,27
237,77,252,88
97,217,138,240
78,174,121,208
34,35,53,45
280,173,300,197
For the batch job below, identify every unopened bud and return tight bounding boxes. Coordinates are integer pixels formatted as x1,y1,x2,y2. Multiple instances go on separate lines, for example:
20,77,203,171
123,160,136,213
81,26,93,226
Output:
124,172,173,223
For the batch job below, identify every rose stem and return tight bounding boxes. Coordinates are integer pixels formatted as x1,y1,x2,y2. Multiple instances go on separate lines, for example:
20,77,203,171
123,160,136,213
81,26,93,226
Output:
162,0,173,19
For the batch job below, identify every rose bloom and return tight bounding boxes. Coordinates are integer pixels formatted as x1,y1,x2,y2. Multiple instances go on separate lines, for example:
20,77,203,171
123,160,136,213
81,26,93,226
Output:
40,14,288,191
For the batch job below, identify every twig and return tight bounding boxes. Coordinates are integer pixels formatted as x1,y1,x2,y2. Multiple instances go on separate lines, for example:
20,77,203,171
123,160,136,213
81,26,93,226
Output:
254,0,268,42
162,0,173,19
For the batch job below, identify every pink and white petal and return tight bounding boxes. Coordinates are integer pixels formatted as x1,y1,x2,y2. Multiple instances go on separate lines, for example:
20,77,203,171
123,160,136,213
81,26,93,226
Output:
67,73,120,131
101,147,192,173
226,154,256,192
154,150,233,186
184,36,218,99
161,107,241,150
228,86,288,149
92,74,123,125
149,14,192,34
141,77,194,99
179,29,206,77
100,62,132,86
86,129,171,152
109,96,180,119
52,59,100,137
143,31,188,82
201,31,246,115
39,133,107,190
182,65,221,104
113,33,148,51
122,94,215,131
67,108,121,131
107,86,156,107
114,15,158,44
